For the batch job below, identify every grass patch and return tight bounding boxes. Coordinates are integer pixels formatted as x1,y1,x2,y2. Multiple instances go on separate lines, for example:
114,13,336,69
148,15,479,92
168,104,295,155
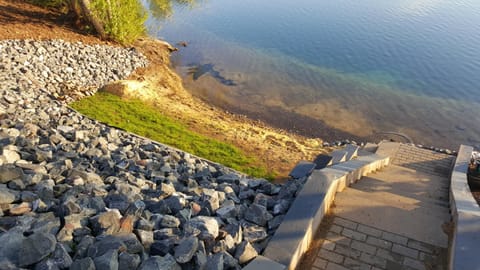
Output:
71,91,275,179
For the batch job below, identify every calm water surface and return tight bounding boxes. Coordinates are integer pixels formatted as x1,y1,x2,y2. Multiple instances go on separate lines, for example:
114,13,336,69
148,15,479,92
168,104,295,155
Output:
143,0,480,149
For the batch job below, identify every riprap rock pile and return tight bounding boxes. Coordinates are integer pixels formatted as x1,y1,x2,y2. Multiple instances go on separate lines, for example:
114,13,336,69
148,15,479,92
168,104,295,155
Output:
0,39,304,269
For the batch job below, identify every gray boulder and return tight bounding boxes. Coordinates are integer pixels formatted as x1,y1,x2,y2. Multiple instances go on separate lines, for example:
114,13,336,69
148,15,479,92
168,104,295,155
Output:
0,186,17,204
19,232,57,267
185,216,219,240
174,236,198,263
244,203,273,226
93,249,118,270
205,253,224,270
118,252,141,270
0,165,23,184
139,254,181,270
71,257,95,270
234,241,257,265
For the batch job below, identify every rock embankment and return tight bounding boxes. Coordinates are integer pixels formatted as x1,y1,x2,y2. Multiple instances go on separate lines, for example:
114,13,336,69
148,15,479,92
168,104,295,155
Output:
0,39,304,269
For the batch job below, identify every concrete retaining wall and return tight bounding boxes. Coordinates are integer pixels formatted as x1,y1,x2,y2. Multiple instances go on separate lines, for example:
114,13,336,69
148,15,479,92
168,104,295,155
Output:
251,153,389,270
449,144,480,270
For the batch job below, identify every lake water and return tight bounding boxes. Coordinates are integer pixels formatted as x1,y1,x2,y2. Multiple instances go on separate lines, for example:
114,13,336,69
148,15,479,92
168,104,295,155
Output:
143,0,480,149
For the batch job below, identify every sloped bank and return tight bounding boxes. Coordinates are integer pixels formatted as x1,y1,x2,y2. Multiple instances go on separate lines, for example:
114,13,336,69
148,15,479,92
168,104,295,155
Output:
0,39,305,269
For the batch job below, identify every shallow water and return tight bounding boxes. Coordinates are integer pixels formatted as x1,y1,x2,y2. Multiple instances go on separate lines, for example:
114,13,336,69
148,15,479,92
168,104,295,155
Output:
143,0,480,149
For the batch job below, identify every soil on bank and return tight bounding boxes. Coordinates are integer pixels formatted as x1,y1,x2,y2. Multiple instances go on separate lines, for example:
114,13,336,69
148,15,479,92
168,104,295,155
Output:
0,0,330,180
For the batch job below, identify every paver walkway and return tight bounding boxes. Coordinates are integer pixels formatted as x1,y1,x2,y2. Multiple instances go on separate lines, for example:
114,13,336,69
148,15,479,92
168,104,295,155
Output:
301,143,454,270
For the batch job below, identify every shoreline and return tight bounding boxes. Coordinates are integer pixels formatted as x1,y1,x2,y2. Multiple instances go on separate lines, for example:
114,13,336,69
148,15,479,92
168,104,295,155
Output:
0,0,332,180
0,37,308,269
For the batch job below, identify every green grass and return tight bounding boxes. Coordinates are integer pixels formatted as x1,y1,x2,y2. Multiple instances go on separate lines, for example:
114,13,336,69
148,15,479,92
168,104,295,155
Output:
71,91,274,179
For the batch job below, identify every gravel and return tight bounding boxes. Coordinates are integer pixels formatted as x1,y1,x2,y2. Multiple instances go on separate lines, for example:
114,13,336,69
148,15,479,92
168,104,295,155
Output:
0,39,306,269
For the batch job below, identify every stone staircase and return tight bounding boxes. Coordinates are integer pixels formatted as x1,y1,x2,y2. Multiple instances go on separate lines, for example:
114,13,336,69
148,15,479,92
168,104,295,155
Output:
243,143,390,270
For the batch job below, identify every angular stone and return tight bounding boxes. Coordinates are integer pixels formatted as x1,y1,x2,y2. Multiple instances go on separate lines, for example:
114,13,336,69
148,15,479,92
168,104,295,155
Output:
150,239,175,256
145,200,170,214
33,259,59,270
224,223,243,244
244,204,273,226
216,203,237,220
0,186,17,204
139,254,181,270
134,229,154,250
206,253,224,270
174,236,198,263
69,169,103,186
221,251,240,269
159,215,180,228
118,252,141,270
164,196,185,214
87,236,126,258
73,236,95,259
159,183,175,199
71,257,95,270
243,224,268,243
0,165,23,184
9,202,31,215
57,213,89,243
125,200,145,217
0,230,25,265
234,241,258,265
153,228,179,240
268,215,284,230
2,149,20,163
216,173,240,184
93,249,118,270
19,232,57,267
185,216,219,240
273,200,290,215
90,210,122,235
50,243,73,269
195,250,207,269
114,233,144,254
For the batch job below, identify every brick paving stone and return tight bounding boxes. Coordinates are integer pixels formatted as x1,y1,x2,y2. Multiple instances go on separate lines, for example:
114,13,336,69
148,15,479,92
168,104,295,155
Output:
343,257,372,270
342,228,367,241
403,257,426,270
319,249,344,264
357,224,382,238
331,224,343,234
359,252,387,268
314,257,328,269
381,231,408,246
385,260,404,270
407,239,434,254
351,240,377,255
326,262,350,270
326,232,352,246
392,244,419,259
323,240,336,251
366,236,392,250
333,217,358,230
376,248,403,263
334,244,362,259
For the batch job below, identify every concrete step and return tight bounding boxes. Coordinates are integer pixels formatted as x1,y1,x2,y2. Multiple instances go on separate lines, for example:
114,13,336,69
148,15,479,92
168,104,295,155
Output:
342,185,451,220
289,161,316,179
334,188,450,248
344,144,359,161
330,150,347,164
355,166,450,208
